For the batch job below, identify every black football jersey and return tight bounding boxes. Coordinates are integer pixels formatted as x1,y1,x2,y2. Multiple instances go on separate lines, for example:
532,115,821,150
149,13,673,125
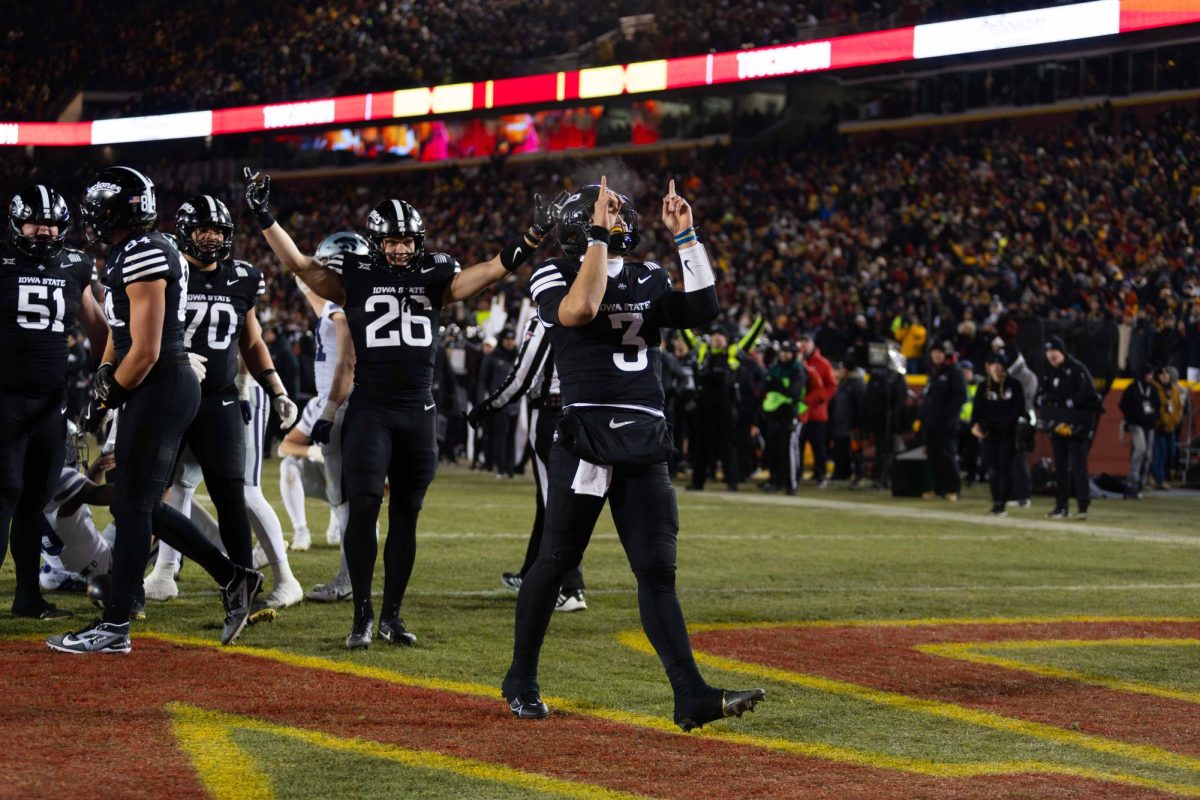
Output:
0,241,94,393
182,259,265,393
326,249,459,405
531,256,684,411
101,231,189,367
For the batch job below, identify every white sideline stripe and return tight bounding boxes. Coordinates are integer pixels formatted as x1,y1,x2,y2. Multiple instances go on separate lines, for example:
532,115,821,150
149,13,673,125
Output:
168,582,1200,601
700,492,1200,547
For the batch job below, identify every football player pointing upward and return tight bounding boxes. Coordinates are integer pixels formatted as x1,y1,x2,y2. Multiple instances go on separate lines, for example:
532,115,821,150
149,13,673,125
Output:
245,168,551,649
503,177,765,731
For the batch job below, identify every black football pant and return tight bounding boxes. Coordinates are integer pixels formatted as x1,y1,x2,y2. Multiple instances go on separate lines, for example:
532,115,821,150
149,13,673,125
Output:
180,389,253,567
982,433,1014,510
516,406,583,593
763,412,799,492
340,396,438,621
107,362,236,625
1051,436,1091,513
0,388,65,610
801,419,829,481
926,426,961,496
505,442,708,702
690,399,736,490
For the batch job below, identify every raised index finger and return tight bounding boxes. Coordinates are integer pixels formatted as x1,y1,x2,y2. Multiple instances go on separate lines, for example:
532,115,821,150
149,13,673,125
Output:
600,175,607,195
668,178,676,196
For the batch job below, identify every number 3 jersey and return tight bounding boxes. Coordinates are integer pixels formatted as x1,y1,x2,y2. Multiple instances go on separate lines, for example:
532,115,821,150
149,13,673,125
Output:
181,259,266,393
530,255,717,412
0,240,94,394
326,249,459,405
101,231,189,369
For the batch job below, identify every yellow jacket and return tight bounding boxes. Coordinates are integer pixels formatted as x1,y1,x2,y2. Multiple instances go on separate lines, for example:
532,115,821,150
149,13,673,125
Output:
1156,382,1185,433
894,320,927,360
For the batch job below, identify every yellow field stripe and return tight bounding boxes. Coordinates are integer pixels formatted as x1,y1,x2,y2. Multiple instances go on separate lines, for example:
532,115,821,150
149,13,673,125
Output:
918,638,1200,705
167,703,649,800
171,705,275,800
618,630,1200,794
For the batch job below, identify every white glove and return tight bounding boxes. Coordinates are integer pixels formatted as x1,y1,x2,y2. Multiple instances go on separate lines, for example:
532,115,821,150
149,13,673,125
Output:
272,393,299,429
187,352,208,382
305,444,325,464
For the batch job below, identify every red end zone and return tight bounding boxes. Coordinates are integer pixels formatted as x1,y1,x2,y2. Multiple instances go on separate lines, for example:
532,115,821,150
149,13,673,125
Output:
0,628,1193,799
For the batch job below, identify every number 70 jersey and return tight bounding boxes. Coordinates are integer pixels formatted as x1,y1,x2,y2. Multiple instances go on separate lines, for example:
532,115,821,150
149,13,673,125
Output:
326,249,459,404
182,258,266,393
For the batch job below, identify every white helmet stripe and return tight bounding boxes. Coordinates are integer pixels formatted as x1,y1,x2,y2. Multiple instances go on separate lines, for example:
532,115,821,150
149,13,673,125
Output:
37,184,51,216
391,199,404,231
204,195,217,216
120,166,154,188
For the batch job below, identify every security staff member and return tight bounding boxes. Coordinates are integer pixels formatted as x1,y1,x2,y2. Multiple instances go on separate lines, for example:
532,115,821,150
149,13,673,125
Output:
920,340,967,501
760,339,806,494
1037,336,1101,519
970,353,1025,516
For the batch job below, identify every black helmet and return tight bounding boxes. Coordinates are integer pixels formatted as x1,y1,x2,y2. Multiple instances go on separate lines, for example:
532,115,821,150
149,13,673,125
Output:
316,231,372,261
364,199,425,268
8,184,70,259
555,184,639,259
175,195,234,263
80,166,157,244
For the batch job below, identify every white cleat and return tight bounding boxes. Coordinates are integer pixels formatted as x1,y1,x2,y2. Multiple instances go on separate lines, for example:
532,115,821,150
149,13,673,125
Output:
264,576,304,609
325,523,342,547
291,528,312,552
554,589,587,613
143,568,179,601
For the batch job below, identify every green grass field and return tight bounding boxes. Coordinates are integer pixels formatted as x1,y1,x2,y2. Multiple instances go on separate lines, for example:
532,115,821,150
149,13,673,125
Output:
3,460,1200,798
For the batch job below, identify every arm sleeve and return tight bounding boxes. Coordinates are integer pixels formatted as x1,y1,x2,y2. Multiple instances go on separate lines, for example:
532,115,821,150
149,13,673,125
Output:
478,318,551,412
657,284,719,331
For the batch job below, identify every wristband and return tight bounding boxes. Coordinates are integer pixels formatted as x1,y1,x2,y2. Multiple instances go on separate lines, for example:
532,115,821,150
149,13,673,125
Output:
587,225,610,248
257,368,282,395
673,226,698,246
252,207,275,230
498,230,542,272
678,242,716,291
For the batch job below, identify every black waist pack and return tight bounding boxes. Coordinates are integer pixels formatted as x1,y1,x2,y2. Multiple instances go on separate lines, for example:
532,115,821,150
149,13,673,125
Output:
556,407,673,465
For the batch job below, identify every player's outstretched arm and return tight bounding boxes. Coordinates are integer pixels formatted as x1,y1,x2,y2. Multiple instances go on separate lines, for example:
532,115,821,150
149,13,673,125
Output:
243,167,346,305
657,179,719,329
442,191,562,305
557,176,619,327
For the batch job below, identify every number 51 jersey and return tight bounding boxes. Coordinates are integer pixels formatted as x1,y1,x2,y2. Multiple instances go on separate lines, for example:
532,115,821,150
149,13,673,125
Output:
181,259,266,393
0,240,94,394
326,249,459,406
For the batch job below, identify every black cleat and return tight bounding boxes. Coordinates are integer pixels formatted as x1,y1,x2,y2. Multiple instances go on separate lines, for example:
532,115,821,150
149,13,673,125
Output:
506,690,550,719
12,598,74,620
220,565,264,646
675,687,766,732
378,617,416,646
247,596,277,626
500,572,523,592
345,609,374,650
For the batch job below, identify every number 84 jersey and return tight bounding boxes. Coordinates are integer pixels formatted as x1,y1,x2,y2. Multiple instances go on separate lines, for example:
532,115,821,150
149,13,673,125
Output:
326,249,459,405
0,239,94,394
182,259,266,393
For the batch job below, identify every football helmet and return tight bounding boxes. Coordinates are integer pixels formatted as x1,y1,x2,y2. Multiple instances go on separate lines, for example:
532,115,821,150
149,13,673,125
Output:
80,166,157,244
175,195,234,263
364,199,425,268
556,184,639,259
8,184,70,259
316,231,372,261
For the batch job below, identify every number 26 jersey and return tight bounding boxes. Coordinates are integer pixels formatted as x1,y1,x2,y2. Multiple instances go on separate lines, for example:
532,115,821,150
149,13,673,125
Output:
326,249,459,405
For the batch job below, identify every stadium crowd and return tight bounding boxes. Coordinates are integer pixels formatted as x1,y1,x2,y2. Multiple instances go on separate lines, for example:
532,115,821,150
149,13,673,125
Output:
6,0,1083,121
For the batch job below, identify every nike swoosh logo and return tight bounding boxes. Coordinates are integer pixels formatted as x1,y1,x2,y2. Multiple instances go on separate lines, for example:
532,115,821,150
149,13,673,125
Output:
513,246,522,260
424,402,436,411
222,400,235,406
420,266,436,273
60,406,67,415
226,279,238,285
609,419,635,429
638,275,652,284
683,259,694,274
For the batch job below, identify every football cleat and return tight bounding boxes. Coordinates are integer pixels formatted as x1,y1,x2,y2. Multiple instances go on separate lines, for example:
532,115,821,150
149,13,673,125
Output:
554,589,587,613
325,516,342,546
12,597,74,620
290,528,312,552
675,687,766,732
264,576,303,609
500,572,523,592
46,619,130,654
1044,508,1069,519
143,568,179,601
345,608,374,650
251,544,271,571
1074,511,1089,521
506,690,550,720
220,565,264,646
378,617,416,647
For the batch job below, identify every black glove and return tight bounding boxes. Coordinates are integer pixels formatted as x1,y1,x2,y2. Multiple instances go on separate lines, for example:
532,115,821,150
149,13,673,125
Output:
467,403,489,429
92,362,130,410
240,400,253,424
81,397,108,435
310,419,334,445
532,190,569,239
243,167,274,229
